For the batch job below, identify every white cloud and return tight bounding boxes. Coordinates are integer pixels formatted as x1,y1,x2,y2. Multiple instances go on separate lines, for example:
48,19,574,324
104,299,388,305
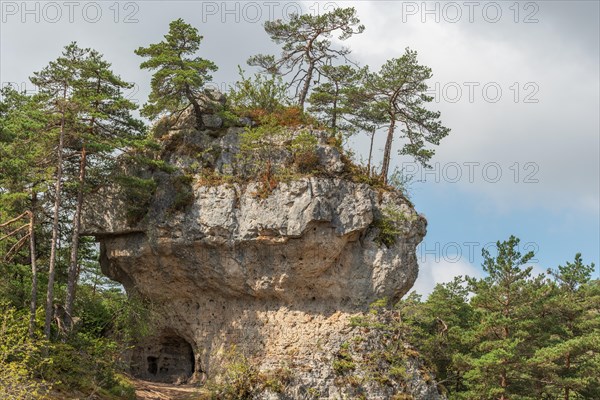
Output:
411,259,483,298
528,263,551,279
412,259,557,300
336,1,600,216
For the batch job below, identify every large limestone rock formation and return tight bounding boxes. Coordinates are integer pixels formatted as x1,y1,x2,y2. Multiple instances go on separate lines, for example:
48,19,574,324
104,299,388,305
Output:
85,103,444,399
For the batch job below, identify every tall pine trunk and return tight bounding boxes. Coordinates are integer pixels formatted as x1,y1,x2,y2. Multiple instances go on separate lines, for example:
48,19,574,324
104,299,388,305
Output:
331,82,339,132
185,84,205,131
367,127,375,177
44,87,67,340
66,72,101,328
381,117,396,183
28,192,38,338
65,143,87,326
564,352,571,400
298,60,315,111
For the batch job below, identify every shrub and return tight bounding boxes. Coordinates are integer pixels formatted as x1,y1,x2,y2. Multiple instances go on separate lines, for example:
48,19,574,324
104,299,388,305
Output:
261,366,292,394
116,175,157,226
373,206,407,248
216,107,241,128
107,374,136,398
32,331,135,398
170,174,195,212
0,290,146,399
291,131,319,173
228,67,289,114
202,346,294,399
388,167,413,198
0,304,50,399
238,123,288,173
238,123,287,197
274,106,316,127
342,301,441,397
197,168,237,187
202,347,263,399
238,121,322,197
75,286,153,348
389,364,407,379
0,360,49,400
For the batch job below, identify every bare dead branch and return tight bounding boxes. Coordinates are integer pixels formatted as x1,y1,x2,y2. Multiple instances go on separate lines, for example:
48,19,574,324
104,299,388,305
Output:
0,212,28,228
0,224,29,242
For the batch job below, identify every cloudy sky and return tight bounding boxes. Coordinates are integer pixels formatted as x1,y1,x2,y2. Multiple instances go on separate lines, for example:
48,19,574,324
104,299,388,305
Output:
1,1,598,296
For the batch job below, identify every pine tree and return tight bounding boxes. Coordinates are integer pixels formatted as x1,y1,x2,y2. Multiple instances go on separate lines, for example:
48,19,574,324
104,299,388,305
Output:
0,87,51,336
531,255,600,399
248,7,364,110
464,236,542,399
343,70,389,176
30,42,88,339
307,64,364,135
63,48,144,327
364,49,450,182
135,18,217,130
423,279,476,394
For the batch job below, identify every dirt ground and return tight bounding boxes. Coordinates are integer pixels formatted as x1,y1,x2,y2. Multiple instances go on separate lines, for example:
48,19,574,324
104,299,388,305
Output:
132,379,206,400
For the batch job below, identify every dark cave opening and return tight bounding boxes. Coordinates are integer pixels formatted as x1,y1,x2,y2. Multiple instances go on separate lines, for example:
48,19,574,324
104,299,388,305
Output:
131,331,195,383
147,356,158,375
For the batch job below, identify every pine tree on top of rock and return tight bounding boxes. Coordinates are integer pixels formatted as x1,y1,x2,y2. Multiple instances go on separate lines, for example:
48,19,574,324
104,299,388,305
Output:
248,7,365,111
135,18,218,131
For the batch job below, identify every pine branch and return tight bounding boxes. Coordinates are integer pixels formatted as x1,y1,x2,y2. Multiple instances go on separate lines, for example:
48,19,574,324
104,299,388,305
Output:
0,223,29,242
4,233,30,261
0,212,28,228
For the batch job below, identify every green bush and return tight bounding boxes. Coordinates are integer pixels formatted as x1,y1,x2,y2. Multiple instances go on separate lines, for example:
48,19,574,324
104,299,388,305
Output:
203,347,262,400
43,335,135,398
228,67,289,114
203,346,292,399
238,123,322,197
75,285,152,345
238,123,287,197
291,131,319,173
170,174,195,212
0,361,47,400
333,342,356,376
388,167,413,198
107,373,136,399
0,304,50,399
0,288,146,400
373,206,407,248
115,175,157,225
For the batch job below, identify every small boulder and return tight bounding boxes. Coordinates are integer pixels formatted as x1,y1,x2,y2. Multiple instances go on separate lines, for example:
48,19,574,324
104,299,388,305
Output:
202,114,223,129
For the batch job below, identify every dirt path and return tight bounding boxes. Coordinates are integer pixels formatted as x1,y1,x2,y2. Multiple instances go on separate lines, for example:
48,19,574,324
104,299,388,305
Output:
132,379,206,400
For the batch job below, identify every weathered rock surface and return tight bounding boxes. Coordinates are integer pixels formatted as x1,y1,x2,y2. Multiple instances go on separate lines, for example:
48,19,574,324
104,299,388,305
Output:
85,105,443,399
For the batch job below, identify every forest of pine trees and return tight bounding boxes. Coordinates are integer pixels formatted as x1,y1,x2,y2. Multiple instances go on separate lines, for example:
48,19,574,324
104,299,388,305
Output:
383,237,600,399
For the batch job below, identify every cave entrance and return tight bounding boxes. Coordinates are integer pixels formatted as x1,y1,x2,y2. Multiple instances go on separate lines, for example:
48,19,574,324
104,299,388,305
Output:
131,332,195,383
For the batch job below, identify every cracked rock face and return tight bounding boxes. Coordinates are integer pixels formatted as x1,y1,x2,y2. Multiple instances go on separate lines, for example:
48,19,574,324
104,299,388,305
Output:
85,118,441,398
96,177,425,306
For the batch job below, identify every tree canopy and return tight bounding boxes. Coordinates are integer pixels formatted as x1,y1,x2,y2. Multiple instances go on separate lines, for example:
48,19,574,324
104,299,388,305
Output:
364,49,450,182
388,237,600,399
249,7,364,110
135,18,218,130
